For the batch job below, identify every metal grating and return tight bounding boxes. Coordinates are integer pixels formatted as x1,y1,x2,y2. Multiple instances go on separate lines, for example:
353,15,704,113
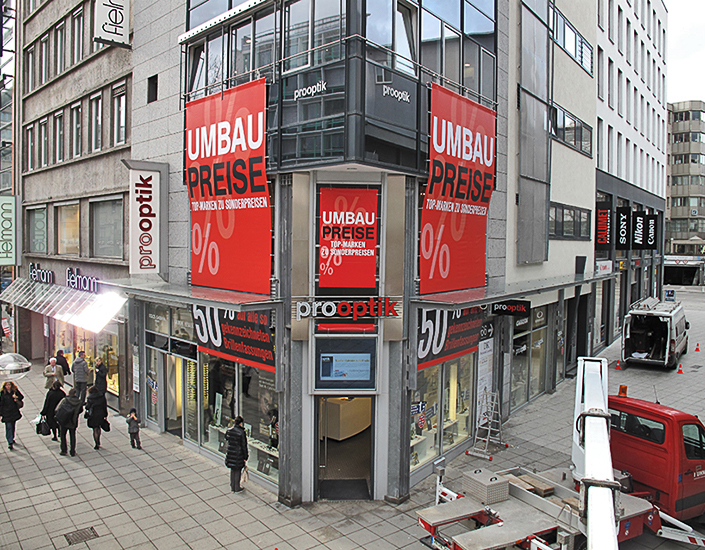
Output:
64,527,99,545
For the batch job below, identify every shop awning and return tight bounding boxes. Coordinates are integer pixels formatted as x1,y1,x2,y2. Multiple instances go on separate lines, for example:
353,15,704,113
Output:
0,278,127,333
101,278,280,312
410,271,618,309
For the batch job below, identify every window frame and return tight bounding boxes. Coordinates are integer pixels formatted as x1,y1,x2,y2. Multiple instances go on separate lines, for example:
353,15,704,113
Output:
54,111,64,163
72,8,84,65
113,84,127,145
89,94,102,152
90,196,124,259
56,202,81,256
39,118,49,167
40,35,50,85
56,22,66,74
26,206,48,254
71,103,82,158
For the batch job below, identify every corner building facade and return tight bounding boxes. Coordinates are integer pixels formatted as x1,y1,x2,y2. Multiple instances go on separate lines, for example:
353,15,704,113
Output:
118,0,607,506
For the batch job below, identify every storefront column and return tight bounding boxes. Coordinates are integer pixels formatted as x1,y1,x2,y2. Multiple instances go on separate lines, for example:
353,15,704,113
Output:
385,340,409,504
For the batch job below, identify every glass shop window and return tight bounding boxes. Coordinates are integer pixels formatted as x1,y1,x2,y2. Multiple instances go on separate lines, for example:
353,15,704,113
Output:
410,364,441,470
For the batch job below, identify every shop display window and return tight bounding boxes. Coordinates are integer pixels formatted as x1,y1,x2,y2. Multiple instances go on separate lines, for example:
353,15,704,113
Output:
146,347,160,423
97,323,120,396
75,327,95,384
442,354,474,451
511,306,550,410
410,364,440,470
201,354,238,454
184,358,198,442
146,303,169,334
52,320,74,362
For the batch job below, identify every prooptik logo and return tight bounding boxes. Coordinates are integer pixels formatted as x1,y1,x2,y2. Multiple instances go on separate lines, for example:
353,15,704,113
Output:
382,84,411,103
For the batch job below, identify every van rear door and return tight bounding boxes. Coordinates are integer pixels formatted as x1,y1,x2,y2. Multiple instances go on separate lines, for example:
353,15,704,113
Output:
676,422,705,520
622,314,631,362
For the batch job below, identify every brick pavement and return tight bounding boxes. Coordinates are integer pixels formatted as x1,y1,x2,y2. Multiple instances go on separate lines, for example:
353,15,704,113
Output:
2,286,705,549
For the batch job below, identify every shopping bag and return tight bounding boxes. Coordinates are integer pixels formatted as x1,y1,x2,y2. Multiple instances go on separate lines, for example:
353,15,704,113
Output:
101,419,111,432
240,465,249,485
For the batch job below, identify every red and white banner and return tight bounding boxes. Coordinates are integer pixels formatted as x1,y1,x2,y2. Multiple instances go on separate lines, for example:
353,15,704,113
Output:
420,84,496,294
318,187,379,290
186,79,271,294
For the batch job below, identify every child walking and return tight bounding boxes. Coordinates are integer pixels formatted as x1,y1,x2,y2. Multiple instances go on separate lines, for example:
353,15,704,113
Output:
126,408,142,449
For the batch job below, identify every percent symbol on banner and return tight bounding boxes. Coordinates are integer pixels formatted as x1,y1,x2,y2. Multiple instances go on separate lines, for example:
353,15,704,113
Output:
192,222,220,275
319,246,343,276
421,222,450,279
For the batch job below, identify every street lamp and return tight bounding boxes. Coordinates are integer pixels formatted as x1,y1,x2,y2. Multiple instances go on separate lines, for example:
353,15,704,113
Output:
0,353,31,381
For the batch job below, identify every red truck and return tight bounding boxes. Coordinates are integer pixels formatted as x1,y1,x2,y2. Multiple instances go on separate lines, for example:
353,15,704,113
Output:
609,393,705,521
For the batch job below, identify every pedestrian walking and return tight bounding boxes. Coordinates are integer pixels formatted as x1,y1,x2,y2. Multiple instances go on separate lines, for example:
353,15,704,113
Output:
126,408,141,450
55,350,70,377
72,351,89,403
0,381,23,450
93,357,108,395
85,386,108,450
44,357,65,389
41,380,66,441
224,415,248,492
55,388,83,456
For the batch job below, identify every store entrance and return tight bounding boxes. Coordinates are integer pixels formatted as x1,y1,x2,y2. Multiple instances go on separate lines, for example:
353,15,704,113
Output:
317,396,373,500
165,355,183,437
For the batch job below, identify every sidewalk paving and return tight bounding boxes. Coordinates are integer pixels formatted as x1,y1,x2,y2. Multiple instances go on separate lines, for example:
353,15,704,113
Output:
3,290,704,550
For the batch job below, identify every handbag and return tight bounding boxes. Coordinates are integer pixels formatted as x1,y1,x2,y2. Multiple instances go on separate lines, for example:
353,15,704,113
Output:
101,419,111,432
40,417,51,436
240,465,249,484
14,396,23,409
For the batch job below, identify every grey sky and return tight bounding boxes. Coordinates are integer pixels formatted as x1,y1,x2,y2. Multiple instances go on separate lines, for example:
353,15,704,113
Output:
666,0,705,104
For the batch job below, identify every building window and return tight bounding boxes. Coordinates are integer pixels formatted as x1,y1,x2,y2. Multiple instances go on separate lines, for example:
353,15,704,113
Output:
147,75,158,103
27,208,48,254
113,85,126,145
90,95,101,152
91,198,123,258
56,23,66,74
284,0,311,71
597,48,604,99
39,119,48,167
57,203,80,255
26,126,34,171
548,202,591,240
72,9,84,65
550,104,592,157
40,35,49,85
26,47,35,92
54,112,64,163
608,59,614,109
71,104,81,158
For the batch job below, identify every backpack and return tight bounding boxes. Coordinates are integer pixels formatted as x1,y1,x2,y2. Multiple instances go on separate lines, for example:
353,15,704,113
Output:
54,399,74,427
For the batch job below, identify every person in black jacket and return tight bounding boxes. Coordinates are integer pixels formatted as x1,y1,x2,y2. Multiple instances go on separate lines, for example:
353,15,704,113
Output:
224,416,249,492
55,350,70,376
41,380,66,441
92,357,108,395
56,388,83,456
0,381,23,450
85,386,108,450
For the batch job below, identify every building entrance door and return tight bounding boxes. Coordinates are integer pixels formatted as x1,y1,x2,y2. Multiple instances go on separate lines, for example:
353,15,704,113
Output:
317,396,373,500
165,355,183,437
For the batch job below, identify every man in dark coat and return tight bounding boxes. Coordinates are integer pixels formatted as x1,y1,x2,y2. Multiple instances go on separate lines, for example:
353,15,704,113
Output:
55,350,70,376
224,416,248,492
72,351,89,403
56,388,83,456
41,380,66,441
93,357,108,395
85,386,108,450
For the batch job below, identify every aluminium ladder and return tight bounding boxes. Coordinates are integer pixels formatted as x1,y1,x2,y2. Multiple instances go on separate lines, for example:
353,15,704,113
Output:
467,389,506,459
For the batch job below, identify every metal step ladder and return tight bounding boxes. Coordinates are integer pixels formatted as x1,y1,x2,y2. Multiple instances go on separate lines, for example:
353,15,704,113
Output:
467,389,506,459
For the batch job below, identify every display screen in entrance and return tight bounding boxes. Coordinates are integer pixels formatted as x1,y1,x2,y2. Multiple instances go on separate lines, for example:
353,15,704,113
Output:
320,353,371,381
316,338,376,390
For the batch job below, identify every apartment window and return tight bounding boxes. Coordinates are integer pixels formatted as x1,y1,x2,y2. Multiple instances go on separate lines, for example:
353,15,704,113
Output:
26,126,34,171
617,132,623,178
597,118,604,169
607,125,614,173
284,0,310,71
597,48,604,99
54,113,64,163
56,23,66,74
626,20,631,63
618,70,623,116
26,47,35,92
91,198,123,258
625,138,631,181
626,79,631,122
39,120,48,167
147,75,158,103
551,104,592,157
618,7,624,53
552,7,593,74
608,0,614,42
71,104,81,157
113,86,126,145
90,95,101,152
27,208,48,254
608,59,614,109
72,9,84,64
57,204,80,255
40,35,49,85
548,203,591,240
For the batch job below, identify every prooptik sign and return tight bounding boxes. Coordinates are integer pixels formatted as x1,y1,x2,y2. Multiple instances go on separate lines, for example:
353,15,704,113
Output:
295,297,399,321
129,168,161,274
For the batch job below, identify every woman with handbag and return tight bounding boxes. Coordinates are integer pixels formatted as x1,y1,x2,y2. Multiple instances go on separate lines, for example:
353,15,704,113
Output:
85,386,108,450
0,381,24,450
224,415,249,492
41,380,66,441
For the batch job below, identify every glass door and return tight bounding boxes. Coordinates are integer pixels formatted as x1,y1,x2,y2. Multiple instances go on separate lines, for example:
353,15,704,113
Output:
184,358,199,443
165,355,183,437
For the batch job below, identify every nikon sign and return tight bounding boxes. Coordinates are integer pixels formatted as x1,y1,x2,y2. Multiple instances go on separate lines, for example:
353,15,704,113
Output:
0,197,18,266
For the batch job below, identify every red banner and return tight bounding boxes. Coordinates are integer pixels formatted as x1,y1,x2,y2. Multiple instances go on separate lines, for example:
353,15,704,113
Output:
186,79,271,294
318,187,379,290
420,84,497,294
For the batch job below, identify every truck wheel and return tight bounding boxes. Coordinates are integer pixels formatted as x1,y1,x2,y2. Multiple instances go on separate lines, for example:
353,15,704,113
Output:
574,535,587,550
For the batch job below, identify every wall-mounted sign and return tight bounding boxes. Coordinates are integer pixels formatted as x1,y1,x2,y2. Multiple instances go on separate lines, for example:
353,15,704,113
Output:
595,201,612,250
631,211,647,250
417,307,484,369
28,262,54,284
615,207,631,250
491,300,531,316
295,297,399,321
192,305,275,371
129,168,161,274
93,0,131,48
665,289,675,302
645,214,658,250
596,260,613,275
293,80,327,101
66,267,99,293
420,84,497,294
317,187,379,292
186,79,272,294
0,197,17,266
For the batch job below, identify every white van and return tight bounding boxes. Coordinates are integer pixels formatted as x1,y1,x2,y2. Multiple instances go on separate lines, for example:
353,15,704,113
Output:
622,297,689,369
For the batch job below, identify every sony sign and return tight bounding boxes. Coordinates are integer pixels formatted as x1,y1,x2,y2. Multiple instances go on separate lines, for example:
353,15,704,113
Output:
93,0,131,47
129,169,160,274
0,197,17,266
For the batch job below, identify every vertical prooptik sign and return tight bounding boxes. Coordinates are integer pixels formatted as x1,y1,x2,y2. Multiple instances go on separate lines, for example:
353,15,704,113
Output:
420,84,496,294
615,207,631,250
0,197,17,266
186,79,272,294
595,201,612,250
129,169,160,274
